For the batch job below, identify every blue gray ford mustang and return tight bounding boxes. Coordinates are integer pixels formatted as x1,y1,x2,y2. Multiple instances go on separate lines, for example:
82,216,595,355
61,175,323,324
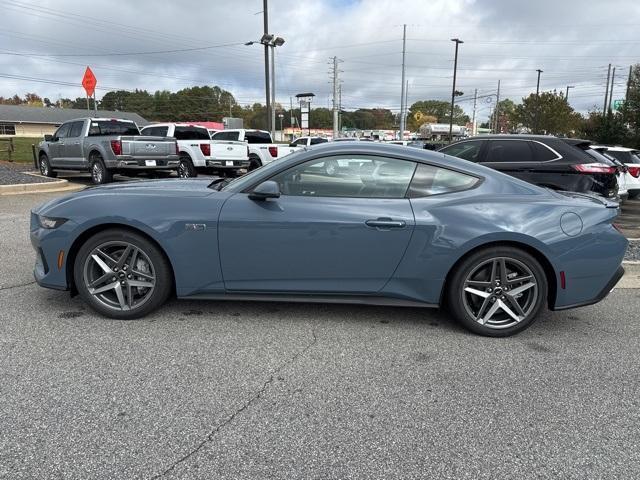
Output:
31,142,627,336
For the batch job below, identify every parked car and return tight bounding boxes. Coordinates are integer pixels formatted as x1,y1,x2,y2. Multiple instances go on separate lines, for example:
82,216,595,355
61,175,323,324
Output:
592,145,640,199
140,123,248,177
289,136,329,147
588,146,629,202
37,118,179,184
439,135,620,199
31,142,626,337
211,129,300,170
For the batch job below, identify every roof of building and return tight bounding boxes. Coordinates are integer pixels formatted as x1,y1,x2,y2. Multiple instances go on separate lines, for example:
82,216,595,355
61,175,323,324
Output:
0,104,149,126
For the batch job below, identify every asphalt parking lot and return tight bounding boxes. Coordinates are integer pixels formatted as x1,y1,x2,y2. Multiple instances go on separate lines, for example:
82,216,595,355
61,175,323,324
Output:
2,191,640,479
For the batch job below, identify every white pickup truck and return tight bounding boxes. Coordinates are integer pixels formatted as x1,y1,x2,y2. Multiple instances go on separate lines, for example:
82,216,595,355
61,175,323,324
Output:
140,123,248,177
211,129,301,170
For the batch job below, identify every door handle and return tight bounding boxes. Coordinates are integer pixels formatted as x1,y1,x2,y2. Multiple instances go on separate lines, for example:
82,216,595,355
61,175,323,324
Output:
365,218,406,229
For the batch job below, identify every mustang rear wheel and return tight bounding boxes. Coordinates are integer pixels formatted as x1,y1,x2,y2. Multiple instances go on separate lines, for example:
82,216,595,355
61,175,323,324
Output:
447,246,547,337
74,229,172,319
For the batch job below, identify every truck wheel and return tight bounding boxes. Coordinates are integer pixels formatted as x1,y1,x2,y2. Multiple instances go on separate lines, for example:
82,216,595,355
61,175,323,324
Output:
90,154,113,184
248,154,262,171
178,155,197,178
38,154,57,178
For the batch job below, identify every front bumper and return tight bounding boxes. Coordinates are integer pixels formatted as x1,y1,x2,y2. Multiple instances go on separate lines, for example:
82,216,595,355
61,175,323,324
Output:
30,213,75,291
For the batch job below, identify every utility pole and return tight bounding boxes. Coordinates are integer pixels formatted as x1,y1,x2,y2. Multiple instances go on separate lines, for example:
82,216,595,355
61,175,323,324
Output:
404,80,409,135
624,65,633,121
449,38,463,142
471,88,478,136
338,83,342,134
399,24,407,140
608,66,616,116
332,56,339,140
534,69,543,133
290,96,295,131
263,0,271,133
271,45,276,138
603,63,612,115
494,80,501,133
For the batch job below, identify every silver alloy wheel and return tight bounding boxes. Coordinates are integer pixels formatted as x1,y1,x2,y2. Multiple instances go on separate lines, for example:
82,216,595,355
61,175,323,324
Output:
462,256,538,330
178,160,189,178
39,157,48,176
92,162,103,183
83,241,156,311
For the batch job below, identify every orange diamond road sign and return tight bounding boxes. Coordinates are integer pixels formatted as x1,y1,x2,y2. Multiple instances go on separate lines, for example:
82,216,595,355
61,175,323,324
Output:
82,67,97,97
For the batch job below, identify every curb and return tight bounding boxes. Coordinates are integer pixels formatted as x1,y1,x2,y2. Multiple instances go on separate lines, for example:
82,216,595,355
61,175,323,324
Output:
0,175,85,195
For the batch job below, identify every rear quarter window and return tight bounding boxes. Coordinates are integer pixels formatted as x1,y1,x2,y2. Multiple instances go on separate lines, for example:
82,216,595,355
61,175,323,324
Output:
407,163,480,198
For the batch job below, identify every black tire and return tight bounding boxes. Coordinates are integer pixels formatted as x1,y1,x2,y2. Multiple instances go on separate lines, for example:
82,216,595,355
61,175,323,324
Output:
73,229,173,320
248,154,262,171
178,155,197,178
38,153,57,178
446,246,548,337
90,154,113,184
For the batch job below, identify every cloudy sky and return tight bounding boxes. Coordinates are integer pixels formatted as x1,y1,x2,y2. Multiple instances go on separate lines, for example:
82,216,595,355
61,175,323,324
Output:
0,0,638,121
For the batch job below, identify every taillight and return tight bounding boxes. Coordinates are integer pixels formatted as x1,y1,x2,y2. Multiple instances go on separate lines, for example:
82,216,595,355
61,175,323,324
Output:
200,143,211,156
572,163,616,174
110,140,122,156
268,146,278,157
629,166,640,178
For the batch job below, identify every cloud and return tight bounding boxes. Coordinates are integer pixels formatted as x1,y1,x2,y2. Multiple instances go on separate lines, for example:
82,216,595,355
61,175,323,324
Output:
0,0,636,120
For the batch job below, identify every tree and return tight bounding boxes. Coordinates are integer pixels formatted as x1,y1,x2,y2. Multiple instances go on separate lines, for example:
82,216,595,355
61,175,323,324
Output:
488,99,517,133
513,91,582,135
407,100,469,130
621,64,640,148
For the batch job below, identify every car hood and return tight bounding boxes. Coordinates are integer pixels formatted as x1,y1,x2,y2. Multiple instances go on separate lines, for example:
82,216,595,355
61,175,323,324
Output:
33,179,216,215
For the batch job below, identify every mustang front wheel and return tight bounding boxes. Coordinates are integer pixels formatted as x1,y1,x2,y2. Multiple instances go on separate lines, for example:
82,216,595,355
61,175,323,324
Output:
447,247,547,337
74,229,172,319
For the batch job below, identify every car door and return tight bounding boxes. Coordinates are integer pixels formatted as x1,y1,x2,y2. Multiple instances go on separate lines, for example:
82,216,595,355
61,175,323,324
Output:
48,123,70,167
218,155,417,293
63,121,86,169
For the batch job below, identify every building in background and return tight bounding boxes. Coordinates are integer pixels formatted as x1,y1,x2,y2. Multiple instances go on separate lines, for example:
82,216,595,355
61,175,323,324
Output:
0,105,149,137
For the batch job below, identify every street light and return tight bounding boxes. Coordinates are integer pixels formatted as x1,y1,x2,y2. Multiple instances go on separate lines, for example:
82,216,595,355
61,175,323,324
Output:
565,85,574,102
534,69,543,133
449,38,463,142
246,35,285,138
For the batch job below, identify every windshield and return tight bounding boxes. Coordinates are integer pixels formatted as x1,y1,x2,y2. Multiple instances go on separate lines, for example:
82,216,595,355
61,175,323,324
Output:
88,120,139,136
216,149,308,192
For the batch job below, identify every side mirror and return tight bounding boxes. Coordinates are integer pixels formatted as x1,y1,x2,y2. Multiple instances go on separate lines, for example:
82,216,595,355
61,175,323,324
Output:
248,180,280,201
44,134,53,142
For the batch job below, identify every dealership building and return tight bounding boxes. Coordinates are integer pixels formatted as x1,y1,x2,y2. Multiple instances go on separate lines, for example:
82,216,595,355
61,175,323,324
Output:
0,104,149,137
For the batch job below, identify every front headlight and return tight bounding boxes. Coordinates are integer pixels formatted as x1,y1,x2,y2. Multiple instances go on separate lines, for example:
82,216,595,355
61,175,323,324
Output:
38,215,68,229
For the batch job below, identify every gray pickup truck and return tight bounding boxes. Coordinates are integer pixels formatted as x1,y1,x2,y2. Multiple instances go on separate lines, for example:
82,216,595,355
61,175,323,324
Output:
37,118,180,184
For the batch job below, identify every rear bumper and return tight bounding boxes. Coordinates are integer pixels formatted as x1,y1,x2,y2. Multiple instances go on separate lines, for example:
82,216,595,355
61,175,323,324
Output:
106,156,180,170
552,265,624,311
206,159,250,169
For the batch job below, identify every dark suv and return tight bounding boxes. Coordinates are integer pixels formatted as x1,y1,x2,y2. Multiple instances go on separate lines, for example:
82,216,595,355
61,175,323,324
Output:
439,135,620,198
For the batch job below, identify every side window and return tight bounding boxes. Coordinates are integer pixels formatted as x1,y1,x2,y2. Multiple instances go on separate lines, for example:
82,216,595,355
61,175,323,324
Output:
67,121,84,138
310,137,328,145
531,142,560,161
269,156,416,199
407,164,480,198
291,139,304,146
440,141,484,162
54,123,71,139
486,140,534,163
